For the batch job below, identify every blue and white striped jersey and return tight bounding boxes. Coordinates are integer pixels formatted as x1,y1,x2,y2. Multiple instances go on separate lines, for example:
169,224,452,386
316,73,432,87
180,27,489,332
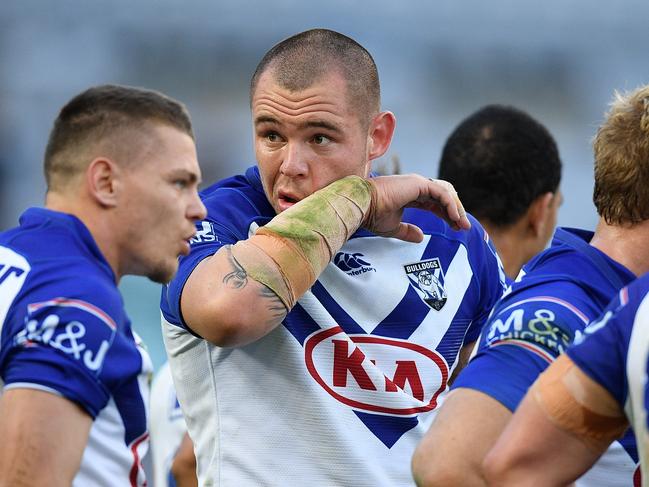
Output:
160,167,506,486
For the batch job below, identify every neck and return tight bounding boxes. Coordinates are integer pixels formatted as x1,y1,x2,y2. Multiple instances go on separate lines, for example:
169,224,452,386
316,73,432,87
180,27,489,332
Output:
590,217,649,277
46,191,122,282
481,221,533,280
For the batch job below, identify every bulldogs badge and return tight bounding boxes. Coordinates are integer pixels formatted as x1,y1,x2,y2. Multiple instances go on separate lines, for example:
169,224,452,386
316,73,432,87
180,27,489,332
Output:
404,258,447,310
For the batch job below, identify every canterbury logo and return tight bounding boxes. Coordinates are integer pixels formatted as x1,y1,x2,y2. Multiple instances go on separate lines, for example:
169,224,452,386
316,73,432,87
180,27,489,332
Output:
190,221,218,245
334,252,376,275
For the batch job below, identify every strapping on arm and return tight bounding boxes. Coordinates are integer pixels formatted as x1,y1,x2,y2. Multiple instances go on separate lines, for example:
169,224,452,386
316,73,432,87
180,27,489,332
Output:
231,175,374,310
531,354,628,452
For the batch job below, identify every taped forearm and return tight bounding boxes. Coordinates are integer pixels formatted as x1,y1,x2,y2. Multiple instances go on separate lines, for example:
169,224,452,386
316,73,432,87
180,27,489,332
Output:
231,175,374,309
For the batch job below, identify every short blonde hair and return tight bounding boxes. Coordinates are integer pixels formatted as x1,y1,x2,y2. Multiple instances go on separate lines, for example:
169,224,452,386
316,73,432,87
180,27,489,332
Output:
593,85,649,225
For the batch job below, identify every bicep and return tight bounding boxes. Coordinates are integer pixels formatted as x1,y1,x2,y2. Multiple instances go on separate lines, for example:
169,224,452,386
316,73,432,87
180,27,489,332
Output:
412,388,512,487
0,388,92,487
181,245,287,346
483,391,603,487
483,356,623,486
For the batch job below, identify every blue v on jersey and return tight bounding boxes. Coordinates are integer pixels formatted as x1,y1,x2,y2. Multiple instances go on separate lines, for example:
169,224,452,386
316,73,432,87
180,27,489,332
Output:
160,166,506,486
0,208,151,486
453,227,639,485
568,273,649,486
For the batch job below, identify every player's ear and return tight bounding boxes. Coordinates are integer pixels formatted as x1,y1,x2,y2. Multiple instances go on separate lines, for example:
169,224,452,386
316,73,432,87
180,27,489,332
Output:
86,157,120,208
528,192,555,238
367,111,396,161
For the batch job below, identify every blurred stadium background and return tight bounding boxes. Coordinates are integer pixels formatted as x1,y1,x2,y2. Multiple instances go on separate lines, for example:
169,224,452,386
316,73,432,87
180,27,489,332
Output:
1,0,647,371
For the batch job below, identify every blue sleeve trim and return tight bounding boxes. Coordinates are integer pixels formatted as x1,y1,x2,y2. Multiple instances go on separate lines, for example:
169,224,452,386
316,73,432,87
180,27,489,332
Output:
452,344,549,412
3,348,109,418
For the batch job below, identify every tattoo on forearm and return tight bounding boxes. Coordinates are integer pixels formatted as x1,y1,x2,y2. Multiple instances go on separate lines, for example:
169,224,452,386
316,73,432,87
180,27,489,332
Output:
223,246,248,289
259,286,288,323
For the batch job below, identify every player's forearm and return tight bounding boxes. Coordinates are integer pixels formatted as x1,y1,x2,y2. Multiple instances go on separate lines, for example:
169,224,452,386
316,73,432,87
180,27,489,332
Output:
232,175,373,309
182,176,373,346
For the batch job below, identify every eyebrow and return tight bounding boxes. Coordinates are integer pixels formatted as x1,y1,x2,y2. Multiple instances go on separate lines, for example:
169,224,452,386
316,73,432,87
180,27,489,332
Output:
254,115,280,126
254,115,342,134
302,120,342,134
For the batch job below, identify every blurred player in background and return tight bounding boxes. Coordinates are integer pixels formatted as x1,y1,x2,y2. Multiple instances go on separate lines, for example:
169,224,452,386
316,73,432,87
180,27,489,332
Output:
412,86,649,486
438,104,562,281
484,273,649,485
160,28,505,486
481,85,649,486
150,362,196,487
0,84,205,486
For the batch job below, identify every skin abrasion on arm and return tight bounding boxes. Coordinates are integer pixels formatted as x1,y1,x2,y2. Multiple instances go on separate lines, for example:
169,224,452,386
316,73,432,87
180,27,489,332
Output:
230,175,374,310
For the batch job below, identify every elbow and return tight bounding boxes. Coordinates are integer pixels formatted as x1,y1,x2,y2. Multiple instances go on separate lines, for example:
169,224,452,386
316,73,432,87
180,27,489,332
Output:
184,297,283,348
411,446,470,487
482,448,510,486
411,444,435,486
194,319,243,348
186,310,251,347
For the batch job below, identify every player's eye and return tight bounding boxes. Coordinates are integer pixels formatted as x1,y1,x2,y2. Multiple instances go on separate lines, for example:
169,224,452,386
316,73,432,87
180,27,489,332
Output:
313,134,331,146
266,132,282,143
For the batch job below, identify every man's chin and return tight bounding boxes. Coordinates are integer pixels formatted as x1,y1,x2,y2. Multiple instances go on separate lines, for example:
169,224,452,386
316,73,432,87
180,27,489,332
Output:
146,263,178,285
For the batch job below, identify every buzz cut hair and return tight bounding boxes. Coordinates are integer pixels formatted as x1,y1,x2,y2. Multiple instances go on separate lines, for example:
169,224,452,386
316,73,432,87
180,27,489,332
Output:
438,104,562,228
249,29,380,123
44,84,194,191
593,85,649,225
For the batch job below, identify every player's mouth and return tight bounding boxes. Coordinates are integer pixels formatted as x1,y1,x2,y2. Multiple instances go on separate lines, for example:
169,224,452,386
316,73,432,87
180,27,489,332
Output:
180,232,195,256
179,240,191,256
277,191,301,211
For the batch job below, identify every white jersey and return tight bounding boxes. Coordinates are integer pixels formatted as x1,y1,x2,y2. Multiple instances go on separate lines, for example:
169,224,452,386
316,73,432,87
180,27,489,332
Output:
149,361,189,487
626,294,649,485
160,167,505,486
